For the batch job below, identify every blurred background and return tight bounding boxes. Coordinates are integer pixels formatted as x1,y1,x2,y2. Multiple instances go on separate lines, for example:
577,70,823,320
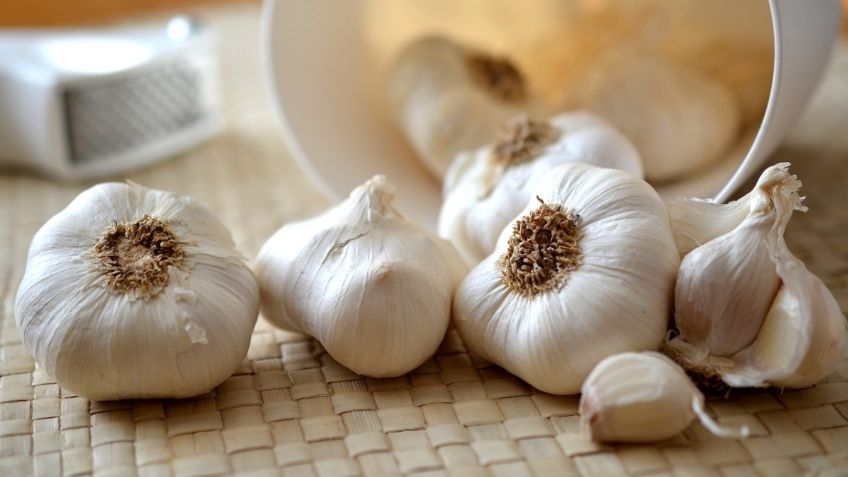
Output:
0,0,846,28
0,0,257,27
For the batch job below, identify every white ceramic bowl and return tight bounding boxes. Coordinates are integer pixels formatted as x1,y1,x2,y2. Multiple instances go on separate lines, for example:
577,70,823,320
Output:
262,0,840,229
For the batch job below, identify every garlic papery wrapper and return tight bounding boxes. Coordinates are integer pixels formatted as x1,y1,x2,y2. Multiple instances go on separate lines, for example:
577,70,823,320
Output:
580,352,748,443
387,36,542,179
439,112,643,264
667,163,847,388
453,163,679,395
254,175,467,378
568,49,740,182
15,183,259,401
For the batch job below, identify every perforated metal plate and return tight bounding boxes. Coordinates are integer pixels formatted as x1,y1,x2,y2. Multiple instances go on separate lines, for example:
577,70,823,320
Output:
63,60,205,164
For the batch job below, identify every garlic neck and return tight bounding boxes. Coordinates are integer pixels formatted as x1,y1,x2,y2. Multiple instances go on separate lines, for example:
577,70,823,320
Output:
465,52,526,102
498,200,581,296
477,116,559,198
92,214,185,299
491,116,559,169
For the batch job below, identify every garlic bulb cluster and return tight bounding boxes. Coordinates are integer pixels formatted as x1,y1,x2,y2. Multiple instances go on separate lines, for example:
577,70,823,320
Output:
15,183,259,401
667,163,846,388
568,49,740,182
439,112,642,264
453,163,679,394
387,35,542,179
580,352,748,443
255,175,466,378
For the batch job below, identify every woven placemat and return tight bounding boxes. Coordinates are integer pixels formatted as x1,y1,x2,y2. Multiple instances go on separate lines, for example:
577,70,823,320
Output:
2,5,848,476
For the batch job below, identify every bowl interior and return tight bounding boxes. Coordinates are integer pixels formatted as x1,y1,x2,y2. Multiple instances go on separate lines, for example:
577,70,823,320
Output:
262,0,814,229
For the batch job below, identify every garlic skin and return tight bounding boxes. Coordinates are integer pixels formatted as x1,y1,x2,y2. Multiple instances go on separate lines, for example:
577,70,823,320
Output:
568,49,740,182
453,163,679,395
439,112,643,264
15,183,259,401
387,36,542,179
580,352,748,443
255,175,467,378
668,163,846,388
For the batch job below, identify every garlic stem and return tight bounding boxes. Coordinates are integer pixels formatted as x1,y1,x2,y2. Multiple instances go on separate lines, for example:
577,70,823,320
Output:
691,397,749,439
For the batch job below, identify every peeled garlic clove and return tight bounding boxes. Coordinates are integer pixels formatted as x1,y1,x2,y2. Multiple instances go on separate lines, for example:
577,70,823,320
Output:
387,36,543,179
255,175,467,378
580,352,748,443
15,183,259,401
438,112,642,264
454,163,679,395
568,49,740,182
668,163,846,389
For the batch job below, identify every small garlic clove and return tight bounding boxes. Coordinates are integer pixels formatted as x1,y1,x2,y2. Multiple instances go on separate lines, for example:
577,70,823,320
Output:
580,352,748,443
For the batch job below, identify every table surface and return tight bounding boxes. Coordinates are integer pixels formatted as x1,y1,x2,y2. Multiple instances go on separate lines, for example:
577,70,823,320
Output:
1,5,848,476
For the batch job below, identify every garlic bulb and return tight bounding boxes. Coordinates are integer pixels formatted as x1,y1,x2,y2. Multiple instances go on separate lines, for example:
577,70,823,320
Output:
668,163,846,388
255,175,467,378
15,183,259,401
453,163,679,395
568,49,740,182
439,112,642,264
580,352,748,443
387,35,542,179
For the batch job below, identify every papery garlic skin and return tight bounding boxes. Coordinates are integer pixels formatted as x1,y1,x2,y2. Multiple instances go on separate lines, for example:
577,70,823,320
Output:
675,216,781,356
15,183,259,401
724,261,846,388
387,36,542,179
580,352,747,443
439,112,642,264
668,163,846,389
568,50,739,182
255,175,467,378
454,163,679,395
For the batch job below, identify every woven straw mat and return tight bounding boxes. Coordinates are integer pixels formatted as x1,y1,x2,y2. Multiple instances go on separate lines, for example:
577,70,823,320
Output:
1,6,848,477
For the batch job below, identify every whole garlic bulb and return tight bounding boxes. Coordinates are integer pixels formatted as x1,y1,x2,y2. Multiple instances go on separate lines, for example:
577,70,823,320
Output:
580,352,748,443
568,49,740,182
15,183,259,401
387,35,542,179
668,163,846,388
439,112,642,264
255,175,467,378
453,163,680,394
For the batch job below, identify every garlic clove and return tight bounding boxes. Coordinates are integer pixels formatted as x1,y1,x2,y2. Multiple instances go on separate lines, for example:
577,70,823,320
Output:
673,163,804,357
667,163,846,389
255,175,467,378
580,352,748,443
674,217,781,356
453,163,679,395
387,36,544,179
567,48,740,182
438,112,642,264
722,258,846,389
